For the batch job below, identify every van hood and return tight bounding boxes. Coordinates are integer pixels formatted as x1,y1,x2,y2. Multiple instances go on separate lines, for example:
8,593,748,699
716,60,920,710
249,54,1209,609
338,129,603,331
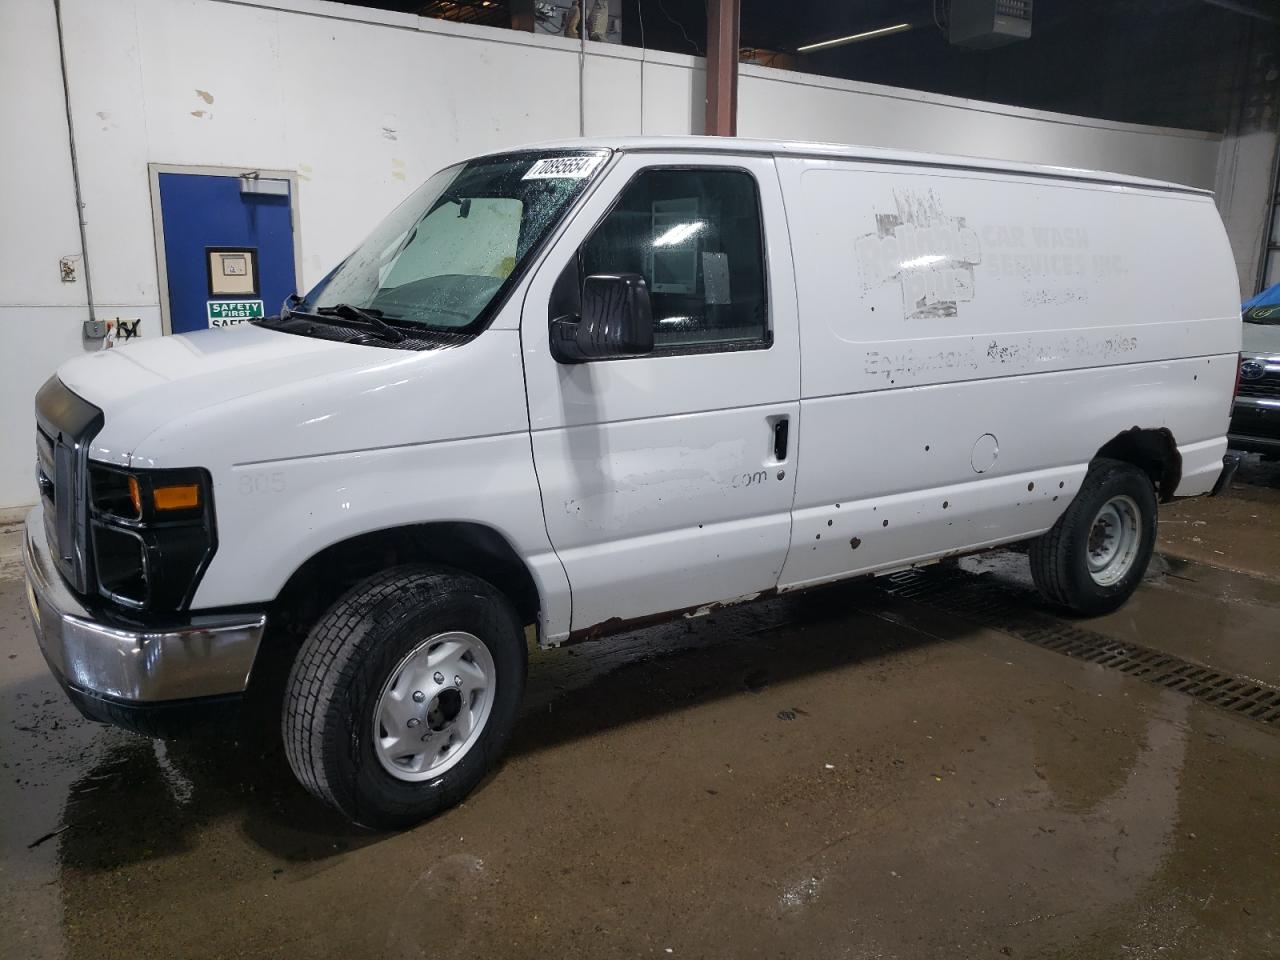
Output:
55,324,458,469
60,324,372,410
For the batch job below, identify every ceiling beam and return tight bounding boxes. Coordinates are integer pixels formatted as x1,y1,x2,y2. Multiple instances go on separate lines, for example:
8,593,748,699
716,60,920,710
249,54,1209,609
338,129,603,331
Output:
705,0,740,136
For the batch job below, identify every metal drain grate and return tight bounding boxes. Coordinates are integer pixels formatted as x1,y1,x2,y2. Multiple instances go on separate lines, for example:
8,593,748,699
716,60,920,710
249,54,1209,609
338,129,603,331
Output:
876,568,1280,726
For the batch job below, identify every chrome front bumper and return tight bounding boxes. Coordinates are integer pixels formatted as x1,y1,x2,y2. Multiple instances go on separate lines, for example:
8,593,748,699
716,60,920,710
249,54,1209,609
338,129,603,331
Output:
22,504,266,704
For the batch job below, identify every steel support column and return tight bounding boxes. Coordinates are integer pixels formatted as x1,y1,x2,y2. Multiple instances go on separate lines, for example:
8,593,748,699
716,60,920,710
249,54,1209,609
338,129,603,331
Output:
704,0,740,136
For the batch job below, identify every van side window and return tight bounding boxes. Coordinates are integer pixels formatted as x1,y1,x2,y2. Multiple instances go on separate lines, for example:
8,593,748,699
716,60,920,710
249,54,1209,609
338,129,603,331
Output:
581,168,769,351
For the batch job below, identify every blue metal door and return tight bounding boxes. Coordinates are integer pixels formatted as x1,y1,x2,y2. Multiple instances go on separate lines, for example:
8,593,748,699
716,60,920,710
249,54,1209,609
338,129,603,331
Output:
157,171,298,334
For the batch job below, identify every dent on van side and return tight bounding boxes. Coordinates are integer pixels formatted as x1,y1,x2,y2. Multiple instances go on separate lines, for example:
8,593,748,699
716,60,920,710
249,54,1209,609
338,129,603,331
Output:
24,138,1241,828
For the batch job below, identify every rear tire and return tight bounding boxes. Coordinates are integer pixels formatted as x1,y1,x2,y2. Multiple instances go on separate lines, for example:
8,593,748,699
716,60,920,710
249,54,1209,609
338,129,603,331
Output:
282,565,526,829
1029,458,1157,616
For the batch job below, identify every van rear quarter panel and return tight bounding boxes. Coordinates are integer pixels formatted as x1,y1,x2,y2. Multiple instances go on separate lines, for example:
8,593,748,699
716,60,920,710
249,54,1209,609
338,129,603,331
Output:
775,157,1240,590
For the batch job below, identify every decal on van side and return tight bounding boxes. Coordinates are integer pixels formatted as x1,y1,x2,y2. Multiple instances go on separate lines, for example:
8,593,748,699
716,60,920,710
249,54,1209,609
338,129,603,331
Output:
863,332,1141,384
854,190,982,320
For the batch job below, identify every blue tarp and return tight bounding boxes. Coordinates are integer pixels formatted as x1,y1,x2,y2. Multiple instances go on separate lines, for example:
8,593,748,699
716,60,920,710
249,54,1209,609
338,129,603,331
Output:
1243,282,1280,312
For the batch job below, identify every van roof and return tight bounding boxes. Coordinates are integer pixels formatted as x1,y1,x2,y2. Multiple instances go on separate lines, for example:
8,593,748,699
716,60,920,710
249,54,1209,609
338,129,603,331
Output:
518,136,1211,196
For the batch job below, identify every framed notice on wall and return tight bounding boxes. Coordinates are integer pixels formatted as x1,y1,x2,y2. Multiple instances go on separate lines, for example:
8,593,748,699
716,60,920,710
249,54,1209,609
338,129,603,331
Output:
207,247,259,297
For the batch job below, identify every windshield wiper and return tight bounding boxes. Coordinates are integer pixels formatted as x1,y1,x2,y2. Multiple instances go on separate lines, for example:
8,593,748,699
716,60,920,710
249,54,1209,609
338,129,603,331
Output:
295,303,406,344
317,303,406,343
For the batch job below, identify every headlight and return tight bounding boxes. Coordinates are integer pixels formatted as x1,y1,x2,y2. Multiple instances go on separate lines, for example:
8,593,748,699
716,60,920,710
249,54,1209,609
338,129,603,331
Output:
88,466,217,611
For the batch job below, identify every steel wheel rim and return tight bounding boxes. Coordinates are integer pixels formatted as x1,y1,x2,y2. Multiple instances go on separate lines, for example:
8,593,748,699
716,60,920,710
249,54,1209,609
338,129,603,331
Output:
1086,494,1142,587
372,630,496,782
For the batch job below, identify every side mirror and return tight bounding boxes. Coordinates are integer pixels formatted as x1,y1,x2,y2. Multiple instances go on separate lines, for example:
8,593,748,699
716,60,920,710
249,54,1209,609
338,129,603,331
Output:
550,273,654,363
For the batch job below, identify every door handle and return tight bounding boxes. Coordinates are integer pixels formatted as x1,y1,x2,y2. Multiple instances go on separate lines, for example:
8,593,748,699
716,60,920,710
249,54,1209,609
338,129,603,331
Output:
773,417,790,462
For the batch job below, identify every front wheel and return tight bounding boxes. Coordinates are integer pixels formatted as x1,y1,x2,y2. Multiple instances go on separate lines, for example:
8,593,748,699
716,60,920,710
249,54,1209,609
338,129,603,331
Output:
282,565,526,829
1029,458,1158,616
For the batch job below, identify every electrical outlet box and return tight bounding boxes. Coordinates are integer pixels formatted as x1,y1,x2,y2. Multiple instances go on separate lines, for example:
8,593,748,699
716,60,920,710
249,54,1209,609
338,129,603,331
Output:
83,319,108,339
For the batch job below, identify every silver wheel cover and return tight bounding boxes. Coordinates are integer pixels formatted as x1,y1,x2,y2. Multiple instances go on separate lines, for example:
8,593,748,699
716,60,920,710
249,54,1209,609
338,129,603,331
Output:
372,631,496,782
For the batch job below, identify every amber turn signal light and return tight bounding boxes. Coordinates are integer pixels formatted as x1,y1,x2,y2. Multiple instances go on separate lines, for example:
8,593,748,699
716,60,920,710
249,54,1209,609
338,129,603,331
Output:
152,483,201,512
127,476,143,516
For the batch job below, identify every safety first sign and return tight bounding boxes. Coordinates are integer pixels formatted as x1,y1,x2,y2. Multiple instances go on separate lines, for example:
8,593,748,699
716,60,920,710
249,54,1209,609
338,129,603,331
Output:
207,300,264,328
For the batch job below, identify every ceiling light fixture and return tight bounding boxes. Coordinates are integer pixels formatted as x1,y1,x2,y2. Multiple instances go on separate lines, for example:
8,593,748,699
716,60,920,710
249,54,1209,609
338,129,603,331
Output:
653,221,705,247
796,22,914,53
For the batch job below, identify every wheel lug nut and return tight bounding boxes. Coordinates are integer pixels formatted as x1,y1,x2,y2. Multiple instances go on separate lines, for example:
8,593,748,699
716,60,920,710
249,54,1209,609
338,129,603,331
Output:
407,718,420,728
433,671,445,684
412,690,425,703
454,676,462,687
421,733,432,742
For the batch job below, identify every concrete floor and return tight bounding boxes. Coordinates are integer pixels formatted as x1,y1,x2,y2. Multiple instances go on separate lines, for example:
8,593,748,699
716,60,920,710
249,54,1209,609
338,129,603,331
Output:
2,458,1278,960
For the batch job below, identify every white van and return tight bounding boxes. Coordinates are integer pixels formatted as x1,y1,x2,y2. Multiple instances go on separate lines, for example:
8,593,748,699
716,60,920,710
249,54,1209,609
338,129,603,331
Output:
25,137,1241,827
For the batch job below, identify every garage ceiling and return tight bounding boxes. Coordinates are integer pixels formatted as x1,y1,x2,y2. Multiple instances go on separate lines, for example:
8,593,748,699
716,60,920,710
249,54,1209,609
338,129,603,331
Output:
757,0,1278,133
342,0,1279,132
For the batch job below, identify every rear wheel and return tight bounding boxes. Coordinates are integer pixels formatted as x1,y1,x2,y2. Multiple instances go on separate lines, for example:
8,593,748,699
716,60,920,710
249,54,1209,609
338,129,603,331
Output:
282,565,526,829
1029,458,1158,616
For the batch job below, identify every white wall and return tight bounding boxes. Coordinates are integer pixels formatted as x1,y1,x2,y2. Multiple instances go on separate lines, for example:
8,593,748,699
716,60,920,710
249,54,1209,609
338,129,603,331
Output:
0,0,96,509
738,66,1222,189
1215,132,1279,299
0,0,1229,508
59,0,587,320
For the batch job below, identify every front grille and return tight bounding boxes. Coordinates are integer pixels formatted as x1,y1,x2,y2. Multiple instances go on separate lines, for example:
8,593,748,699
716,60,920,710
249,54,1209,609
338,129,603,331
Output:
1238,377,1280,399
1238,355,1280,399
34,377,104,596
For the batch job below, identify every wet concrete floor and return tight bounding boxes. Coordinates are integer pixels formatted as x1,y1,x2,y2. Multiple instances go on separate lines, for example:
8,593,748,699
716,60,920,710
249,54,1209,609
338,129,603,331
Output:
2,456,1278,959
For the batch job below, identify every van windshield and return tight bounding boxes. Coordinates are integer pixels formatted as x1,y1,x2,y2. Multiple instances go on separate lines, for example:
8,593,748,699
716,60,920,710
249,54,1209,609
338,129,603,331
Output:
297,151,608,333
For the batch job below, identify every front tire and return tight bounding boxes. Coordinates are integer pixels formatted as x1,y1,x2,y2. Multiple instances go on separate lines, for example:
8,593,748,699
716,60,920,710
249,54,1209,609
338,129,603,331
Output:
282,565,526,829
1029,458,1158,616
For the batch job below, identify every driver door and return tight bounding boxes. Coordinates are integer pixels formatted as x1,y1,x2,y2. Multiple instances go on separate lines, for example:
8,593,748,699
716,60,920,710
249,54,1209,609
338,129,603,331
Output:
520,152,801,640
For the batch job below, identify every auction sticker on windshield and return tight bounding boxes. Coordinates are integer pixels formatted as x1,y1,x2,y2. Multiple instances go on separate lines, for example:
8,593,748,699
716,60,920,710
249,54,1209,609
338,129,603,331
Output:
522,155,605,180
